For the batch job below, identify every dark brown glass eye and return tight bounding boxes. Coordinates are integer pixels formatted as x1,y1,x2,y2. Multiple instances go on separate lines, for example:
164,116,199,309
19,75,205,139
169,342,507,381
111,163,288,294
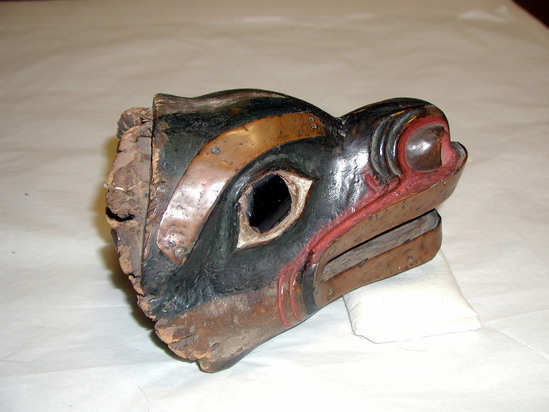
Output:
404,125,444,172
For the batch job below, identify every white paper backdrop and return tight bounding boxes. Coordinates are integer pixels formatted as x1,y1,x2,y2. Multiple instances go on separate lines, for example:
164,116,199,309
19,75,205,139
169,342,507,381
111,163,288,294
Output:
1,1,548,410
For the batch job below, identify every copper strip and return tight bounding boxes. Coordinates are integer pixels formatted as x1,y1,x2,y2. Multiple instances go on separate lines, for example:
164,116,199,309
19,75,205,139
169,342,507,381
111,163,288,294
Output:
157,112,325,263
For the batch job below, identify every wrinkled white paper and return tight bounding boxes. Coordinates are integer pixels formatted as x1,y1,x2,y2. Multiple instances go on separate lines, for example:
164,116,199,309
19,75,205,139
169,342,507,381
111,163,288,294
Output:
345,252,481,342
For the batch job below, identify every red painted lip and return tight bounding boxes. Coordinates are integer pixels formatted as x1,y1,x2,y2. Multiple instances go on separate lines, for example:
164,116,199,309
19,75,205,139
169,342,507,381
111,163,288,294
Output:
276,116,468,326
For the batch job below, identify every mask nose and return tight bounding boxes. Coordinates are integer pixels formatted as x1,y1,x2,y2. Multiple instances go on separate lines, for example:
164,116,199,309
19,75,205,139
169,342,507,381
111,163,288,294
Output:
345,98,452,185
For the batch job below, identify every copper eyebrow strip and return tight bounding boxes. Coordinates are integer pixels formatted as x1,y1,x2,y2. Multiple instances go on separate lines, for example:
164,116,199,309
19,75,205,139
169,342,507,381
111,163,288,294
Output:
156,112,325,264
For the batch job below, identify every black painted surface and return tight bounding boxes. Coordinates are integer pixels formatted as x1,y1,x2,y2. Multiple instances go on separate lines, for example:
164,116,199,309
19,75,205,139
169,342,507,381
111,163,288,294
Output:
139,90,439,319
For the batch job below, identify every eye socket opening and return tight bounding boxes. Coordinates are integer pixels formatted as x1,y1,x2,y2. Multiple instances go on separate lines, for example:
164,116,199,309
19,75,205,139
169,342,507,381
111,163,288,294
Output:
237,170,313,249
248,174,292,233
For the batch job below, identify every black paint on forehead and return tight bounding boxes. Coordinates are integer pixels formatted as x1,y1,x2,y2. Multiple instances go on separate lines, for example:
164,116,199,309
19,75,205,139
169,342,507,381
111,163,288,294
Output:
154,91,338,182
149,91,340,234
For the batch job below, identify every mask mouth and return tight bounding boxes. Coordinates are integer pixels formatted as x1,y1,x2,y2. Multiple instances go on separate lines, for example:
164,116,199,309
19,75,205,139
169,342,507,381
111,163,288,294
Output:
304,141,467,311
314,210,442,307
105,107,152,294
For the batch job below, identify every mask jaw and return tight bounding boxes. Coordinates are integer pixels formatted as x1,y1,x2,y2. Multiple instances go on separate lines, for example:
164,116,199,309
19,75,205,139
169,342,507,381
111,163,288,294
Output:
153,284,294,373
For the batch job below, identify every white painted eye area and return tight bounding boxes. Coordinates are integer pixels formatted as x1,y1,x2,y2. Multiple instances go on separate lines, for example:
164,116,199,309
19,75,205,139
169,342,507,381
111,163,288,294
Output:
237,170,313,249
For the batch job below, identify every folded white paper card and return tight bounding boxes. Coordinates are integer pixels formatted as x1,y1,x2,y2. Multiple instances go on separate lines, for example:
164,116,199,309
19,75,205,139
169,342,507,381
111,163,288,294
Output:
344,251,481,343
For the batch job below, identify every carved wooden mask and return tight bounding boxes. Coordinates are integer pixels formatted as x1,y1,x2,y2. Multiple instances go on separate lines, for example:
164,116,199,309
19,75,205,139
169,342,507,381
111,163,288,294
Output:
106,90,467,372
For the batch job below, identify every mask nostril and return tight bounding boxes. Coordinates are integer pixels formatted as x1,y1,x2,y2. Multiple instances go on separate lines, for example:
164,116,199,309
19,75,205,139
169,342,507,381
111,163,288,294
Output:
404,125,444,172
